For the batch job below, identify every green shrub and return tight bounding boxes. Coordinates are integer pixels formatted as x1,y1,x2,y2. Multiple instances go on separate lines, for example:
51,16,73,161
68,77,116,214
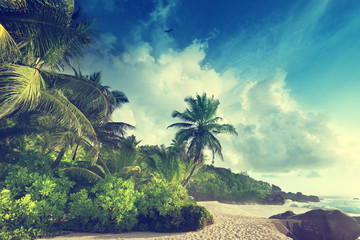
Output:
0,167,74,239
179,204,214,231
65,175,138,232
135,180,212,232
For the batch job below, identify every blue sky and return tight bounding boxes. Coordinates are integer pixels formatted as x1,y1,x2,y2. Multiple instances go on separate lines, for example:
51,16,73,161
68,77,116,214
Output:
79,0,360,196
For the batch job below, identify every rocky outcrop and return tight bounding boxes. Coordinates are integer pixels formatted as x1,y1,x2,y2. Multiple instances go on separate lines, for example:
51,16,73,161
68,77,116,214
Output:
262,192,287,205
282,192,320,202
262,185,320,204
269,210,296,219
270,209,360,240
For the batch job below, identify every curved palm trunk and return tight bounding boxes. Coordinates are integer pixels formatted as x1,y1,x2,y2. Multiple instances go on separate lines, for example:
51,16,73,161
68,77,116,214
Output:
51,147,66,172
182,162,197,187
182,150,201,187
72,140,81,161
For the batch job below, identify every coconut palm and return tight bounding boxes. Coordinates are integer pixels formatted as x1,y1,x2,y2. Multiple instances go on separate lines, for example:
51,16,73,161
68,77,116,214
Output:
167,93,237,186
64,70,134,164
0,0,137,173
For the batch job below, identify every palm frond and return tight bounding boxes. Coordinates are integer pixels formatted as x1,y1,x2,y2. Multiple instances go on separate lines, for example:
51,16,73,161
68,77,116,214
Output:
167,122,194,129
171,110,196,123
0,0,91,69
42,71,127,124
36,90,100,163
62,167,103,183
174,127,196,143
208,123,238,135
0,64,45,119
0,23,20,62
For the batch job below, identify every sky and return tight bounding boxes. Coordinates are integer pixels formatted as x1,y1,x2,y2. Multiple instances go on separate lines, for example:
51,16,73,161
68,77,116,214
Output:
78,0,360,197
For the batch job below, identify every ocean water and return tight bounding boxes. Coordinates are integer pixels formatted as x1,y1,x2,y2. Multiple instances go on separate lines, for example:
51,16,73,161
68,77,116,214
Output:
285,196,360,215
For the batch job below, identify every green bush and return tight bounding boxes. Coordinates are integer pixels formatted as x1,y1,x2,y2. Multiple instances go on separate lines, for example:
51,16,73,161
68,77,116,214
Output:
0,155,215,237
0,167,74,239
135,180,188,232
179,204,214,231
65,175,138,232
135,180,213,232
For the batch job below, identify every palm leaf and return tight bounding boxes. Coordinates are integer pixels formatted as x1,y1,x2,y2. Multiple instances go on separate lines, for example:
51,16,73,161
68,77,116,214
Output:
0,23,20,62
0,64,45,118
36,90,100,163
0,0,91,69
62,167,103,183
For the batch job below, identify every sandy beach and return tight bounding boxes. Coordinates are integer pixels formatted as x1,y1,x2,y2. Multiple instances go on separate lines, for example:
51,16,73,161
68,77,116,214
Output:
42,201,311,240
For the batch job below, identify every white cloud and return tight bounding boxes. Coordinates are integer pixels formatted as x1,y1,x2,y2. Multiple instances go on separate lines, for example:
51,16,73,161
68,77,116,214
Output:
219,70,339,172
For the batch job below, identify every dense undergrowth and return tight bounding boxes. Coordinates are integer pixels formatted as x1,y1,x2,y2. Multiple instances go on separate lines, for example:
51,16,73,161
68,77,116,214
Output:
187,165,272,203
0,150,213,240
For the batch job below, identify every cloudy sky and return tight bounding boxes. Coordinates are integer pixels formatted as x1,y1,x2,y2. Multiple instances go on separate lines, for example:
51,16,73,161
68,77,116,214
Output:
78,0,360,197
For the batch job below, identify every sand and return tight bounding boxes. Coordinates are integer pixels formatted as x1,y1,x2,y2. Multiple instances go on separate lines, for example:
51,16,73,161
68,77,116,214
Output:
41,201,310,240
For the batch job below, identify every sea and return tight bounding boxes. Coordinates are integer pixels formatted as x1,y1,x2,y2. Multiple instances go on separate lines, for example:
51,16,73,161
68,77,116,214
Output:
285,196,360,215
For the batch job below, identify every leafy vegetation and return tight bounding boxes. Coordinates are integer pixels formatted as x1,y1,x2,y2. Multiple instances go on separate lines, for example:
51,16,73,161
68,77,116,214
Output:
187,165,272,203
0,0,272,239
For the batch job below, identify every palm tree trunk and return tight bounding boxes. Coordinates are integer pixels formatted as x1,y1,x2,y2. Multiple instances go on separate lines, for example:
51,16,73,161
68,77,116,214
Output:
72,140,81,161
182,148,203,187
182,162,197,187
51,147,66,172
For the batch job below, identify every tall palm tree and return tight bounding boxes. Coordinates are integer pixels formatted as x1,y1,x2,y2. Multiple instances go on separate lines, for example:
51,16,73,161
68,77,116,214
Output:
167,93,238,186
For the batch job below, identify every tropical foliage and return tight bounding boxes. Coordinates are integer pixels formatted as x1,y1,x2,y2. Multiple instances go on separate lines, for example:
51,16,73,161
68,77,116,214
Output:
187,165,272,202
168,93,238,186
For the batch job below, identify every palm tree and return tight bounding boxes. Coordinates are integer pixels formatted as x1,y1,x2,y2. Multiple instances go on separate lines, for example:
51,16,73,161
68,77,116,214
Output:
167,93,237,186
0,0,98,163
142,145,180,183
64,70,134,164
62,135,142,183
0,0,95,130
0,1,138,174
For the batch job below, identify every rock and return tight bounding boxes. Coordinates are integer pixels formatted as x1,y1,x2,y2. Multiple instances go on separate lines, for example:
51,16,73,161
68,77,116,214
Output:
270,209,360,240
269,210,296,219
262,192,286,205
282,192,320,202
281,219,302,240
263,191,320,204
272,220,294,238
325,210,360,240
353,217,360,225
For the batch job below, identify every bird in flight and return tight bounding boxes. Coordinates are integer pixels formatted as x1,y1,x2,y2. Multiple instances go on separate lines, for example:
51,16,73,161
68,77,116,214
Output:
164,28,173,33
